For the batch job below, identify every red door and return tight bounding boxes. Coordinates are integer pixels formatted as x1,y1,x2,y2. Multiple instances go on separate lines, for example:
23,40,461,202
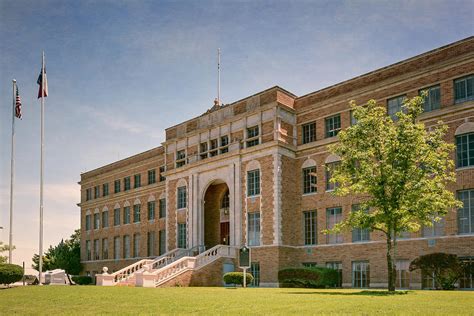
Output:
220,222,230,245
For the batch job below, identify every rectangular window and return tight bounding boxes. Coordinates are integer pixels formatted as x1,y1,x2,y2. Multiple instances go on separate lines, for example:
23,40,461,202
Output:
133,233,140,258
133,204,141,223
247,169,260,196
456,133,474,168
350,110,357,126
86,188,92,201
221,135,229,147
159,166,166,182
246,126,260,148
178,223,187,248
85,240,91,261
303,210,317,245
123,206,131,224
250,262,260,287
302,122,316,144
387,95,406,120
94,239,100,260
176,150,186,167
352,205,370,242
114,180,121,193
94,186,100,199
102,238,108,260
302,262,318,268
148,201,155,221
123,235,130,259
159,230,166,255
200,142,208,153
114,208,120,226
159,198,166,218
326,207,343,244
102,183,109,197
457,189,474,234
326,262,343,287
85,214,91,231
248,212,261,246
134,174,141,189
454,75,474,104
325,162,339,191
459,257,474,289
114,236,120,260
420,85,440,112
395,260,410,289
148,169,156,185
124,177,131,191
325,114,341,138
303,166,317,194
177,186,187,209
422,217,445,237
102,211,109,228
352,261,370,288
147,231,155,257
93,213,100,230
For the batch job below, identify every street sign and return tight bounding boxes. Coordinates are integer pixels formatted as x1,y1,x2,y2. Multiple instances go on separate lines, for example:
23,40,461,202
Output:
239,246,250,268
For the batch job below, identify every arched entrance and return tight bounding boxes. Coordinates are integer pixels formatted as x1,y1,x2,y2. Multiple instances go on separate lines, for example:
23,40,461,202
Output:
203,180,230,249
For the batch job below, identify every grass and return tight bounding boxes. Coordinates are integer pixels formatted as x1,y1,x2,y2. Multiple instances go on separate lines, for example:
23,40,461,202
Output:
1,286,473,315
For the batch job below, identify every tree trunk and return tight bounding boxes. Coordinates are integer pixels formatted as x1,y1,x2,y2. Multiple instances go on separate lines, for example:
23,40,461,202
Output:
386,235,396,291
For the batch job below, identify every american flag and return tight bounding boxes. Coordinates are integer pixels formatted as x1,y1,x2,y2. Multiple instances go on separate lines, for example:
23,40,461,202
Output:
15,86,22,119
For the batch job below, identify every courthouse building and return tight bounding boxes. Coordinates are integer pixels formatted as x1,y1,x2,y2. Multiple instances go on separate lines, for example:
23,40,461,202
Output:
80,37,474,289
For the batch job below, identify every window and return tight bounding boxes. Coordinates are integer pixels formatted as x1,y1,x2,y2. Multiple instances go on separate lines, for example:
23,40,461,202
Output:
250,262,260,287
325,162,339,191
148,201,155,221
395,260,410,289
454,75,474,104
148,169,156,185
457,189,474,234
94,186,100,199
85,214,91,231
352,261,370,288
200,142,208,160
302,262,318,268
85,240,91,261
114,179,121,193
114,236,120,260
210,139,218,157
114,208,120,226
325,115,341,138
178,223,187,248
459,257,474,289
247,169,260,196
102,211,109,228
248,212,261,246
326,207,343,244
326,262,343,287
93,213,100,230
134,174,141,189
123,235,131,259
133,233,140,258
159,198,166,218
102,238,108,260
387,95,406,120
456,132,474,168
420,85,440,112
176,150,186,168
159,166,166,182
350,110,357,126
102,183,109,197
94,239,100,260
177,186,187,209
246,126,260,148
124,177,131,191
422,217,445,237
86,188,92,201
303,210,317,245
123,206,131,224
302,122,316,144
221,190,230,209
303,167,317,194
352,205,370,242
221,135,229,147
159,230,166,255
147,232,155,257
133,204,141,223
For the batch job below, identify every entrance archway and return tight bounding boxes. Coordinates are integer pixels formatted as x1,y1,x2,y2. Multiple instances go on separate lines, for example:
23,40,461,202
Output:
203,180,230,249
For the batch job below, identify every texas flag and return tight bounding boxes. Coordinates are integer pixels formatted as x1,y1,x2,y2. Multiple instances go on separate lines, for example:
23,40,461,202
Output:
37,66,48,99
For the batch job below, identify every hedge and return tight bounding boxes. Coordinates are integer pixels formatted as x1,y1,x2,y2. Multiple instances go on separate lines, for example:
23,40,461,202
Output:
278,267,339,288
0,263,23,285
71,275,93,285
223,272,254,286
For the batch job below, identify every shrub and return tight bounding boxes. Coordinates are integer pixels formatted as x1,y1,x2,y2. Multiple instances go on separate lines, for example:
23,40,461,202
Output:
278,267,339,288
223,272,253,286
71,275,93,285
410,253,463,290
0,263,23,286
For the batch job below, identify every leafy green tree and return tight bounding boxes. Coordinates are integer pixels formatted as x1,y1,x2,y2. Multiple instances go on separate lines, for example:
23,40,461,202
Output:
0,241,15,264
409,253,463,290
326,95,461,291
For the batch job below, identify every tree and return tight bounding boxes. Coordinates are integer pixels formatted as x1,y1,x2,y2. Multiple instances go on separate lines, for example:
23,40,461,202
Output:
325,95,461,291
0,241,15,264
0,263,23,286
409,253,463,290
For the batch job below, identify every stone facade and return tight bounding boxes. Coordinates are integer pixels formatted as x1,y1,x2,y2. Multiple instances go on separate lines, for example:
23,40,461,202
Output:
80,37,474,289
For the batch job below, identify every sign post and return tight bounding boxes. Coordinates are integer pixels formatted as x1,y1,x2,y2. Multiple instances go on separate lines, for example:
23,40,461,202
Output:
239,246,251,288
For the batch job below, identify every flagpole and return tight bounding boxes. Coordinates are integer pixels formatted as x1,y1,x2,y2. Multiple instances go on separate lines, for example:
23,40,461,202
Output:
39,51,45,284
217,48,221,105
9,79,16,264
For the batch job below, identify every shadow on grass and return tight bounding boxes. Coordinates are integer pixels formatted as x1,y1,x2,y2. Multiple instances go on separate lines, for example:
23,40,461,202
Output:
284,290,410,296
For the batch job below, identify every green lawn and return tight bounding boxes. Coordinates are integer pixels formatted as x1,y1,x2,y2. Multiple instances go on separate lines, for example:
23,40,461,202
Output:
1,286,473,315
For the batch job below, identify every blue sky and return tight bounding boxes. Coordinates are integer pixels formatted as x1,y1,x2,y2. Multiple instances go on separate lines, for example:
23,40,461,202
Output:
0,0,472,270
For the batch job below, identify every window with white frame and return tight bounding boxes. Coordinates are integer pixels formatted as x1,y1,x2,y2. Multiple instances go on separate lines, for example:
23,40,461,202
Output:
123,206,131,224
147,231,155,257
303,210,317,245
178,223,187,248
326,262,343,287
94,186,100,199
457,189,474,234
86,188,92,201
387,95,406,120
133,204,141,223
220,135,229,154
148,169,156,185
246,126,260,148
419,85,440,112
134,174,141,188
124,177,131,191
326,207,343,244
93,213,100,230
85,214,91,231
456,132,474,168
123,235,131,259
303,166,317,194
247,169,260,196
102,210,109,228
159,198,166,218
325,162,339,191
325,115,341,138
248,212,261,246
159,230,166,255
177,186,187,209
176,150,186,168
302,122,316,144
422,217,445,237
250,262,260,287
148,201,155,221
352,261,370,288
351,204,370,242
114,179,121,193
159,166,166,182
454,75,474,104
103,183,109,197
